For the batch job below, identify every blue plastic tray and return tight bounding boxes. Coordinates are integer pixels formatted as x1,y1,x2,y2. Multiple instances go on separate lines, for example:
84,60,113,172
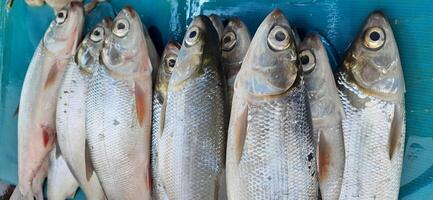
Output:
1,0,432,199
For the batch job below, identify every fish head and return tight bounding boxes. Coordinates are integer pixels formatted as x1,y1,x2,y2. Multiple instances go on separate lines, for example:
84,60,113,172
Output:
299,33,343,121
343,11,404,99
155,41,181,100
76,18,112,74
235,9,298,98
221,18,251,75
170,15,220,87
209,14,224,41
102,6,149,77
43,1,84,58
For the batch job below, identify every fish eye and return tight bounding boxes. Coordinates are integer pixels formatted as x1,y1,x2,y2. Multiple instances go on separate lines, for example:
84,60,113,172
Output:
363,27,385,50
55,9,68,24
90,27,104,42
185,26,200,46
267,25,291,51
165,54,177,72
112,19,130,38
299,49,316,74
222,31,237,51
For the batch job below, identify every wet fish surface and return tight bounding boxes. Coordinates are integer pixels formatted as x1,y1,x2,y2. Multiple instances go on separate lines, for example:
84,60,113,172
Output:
12,3,84,199
336,12,406,200
158,15,227,200
86,7,157,200
151,41,180,200
47,146,79,200
299,33,345,200
221,17,251,108
226,9,317,200
56,19,110,200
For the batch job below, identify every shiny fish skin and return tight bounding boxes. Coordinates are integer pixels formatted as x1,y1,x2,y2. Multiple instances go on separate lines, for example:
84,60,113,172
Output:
12,3,84,200
151,41,180,200
337,12,405,200
221,18,251,108
47,147,79,200
158,15,226,200
56,19,110,200
226,9,317,200
299,33,345,200
86,7,156,200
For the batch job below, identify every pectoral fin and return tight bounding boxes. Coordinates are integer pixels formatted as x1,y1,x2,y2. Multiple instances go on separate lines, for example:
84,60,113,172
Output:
159,98,167,137
233,104,248,164
85,140,94,181
389,105,404,160
318,130,330,182
135,82,150,127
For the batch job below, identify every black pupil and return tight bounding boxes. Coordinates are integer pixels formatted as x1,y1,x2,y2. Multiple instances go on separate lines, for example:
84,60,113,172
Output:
94,30,100,36
168,59,175,67
369,31,380,41
189,31,197,38
275,31,286,42
57,12,64,19
117,23,125,30
223,36,231,44
301,55,310,65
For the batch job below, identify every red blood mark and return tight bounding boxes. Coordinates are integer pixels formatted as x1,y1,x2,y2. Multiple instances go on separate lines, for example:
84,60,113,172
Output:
125,6,136,18
41,124,55,148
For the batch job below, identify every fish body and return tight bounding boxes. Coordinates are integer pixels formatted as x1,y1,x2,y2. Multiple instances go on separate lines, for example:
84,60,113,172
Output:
221,18,251,108
299,33,345,200
56,19,110,200
337,12,405,200
151,41,180,200
158,15,226,200
47,147,79,200
86,7,157,200
13,3,84,199
226,10,317,200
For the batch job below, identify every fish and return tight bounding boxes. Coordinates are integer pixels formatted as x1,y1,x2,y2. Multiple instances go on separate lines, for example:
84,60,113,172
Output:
221,18,251,108
47,146,79,200
336,11,406,200
209,14,224,41
151,41,180,200
85,7,157,200
12,2,84,199
225,9,318,200
56,18,111,200
0,182,15,200
299,33,345,200
158,15,227,200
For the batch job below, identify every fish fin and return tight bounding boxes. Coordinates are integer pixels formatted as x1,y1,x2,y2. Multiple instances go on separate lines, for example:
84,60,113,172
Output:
44,63,59,89
389,105,404,160
55,140,61,159
145,162,152,190
234,104,248,164
318,130,330,182
135,82,150,127
85,140,94,181
159,98,167,137
13,103,19,117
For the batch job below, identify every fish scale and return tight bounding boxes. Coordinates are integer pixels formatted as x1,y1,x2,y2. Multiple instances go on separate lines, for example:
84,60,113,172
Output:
235,85,317,200
159,68,226,200
86,66,148,200
337,73,404,200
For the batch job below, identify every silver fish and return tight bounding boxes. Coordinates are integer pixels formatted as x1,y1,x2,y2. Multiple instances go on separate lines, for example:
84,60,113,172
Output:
151,41,180,200
299,33,345,200
47,146,79,200
221,18,251,108
226,9,317,200
209,14,224,41
12,3,83,199
337,12,405,200
158,15,226,200
86,7,157,200
56,19,110,200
